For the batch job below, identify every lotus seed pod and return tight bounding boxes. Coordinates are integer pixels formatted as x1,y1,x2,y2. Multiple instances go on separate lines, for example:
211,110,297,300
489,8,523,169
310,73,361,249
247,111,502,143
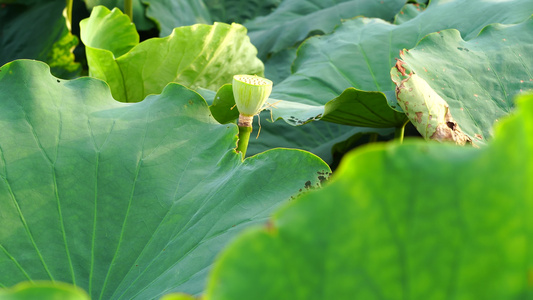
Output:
232,75,273,117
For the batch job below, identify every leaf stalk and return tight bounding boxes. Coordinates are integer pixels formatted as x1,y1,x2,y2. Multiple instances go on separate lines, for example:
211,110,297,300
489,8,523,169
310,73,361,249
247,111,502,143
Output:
395,119,410,143
368,133,378,143
65,0,73,31
124,0,133,21
237,114,253,158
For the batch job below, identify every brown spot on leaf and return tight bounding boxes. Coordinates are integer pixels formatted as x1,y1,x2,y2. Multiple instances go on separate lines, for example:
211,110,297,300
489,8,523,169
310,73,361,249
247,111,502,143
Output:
446,121,456,130
304,181,312,189
395,59,407,76
415,112,423,123
430,109,476,147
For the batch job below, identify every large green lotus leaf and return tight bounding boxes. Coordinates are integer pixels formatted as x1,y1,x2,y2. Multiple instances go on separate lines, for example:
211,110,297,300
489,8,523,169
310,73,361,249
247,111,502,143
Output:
267,0,533,129
397,18,533,144
143,0,212,36
83,0,155,31
0,1,81,78
0,60,329,299
142,0,281,37
204,0,281,25
0,282,89,300
203,93,533,299
80,6,263,103
243,0,406,60
263,47,297,85
393,2,425,25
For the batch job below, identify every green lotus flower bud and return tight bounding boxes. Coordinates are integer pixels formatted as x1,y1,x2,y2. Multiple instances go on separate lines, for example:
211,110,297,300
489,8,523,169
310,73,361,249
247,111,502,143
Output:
232,75,273,118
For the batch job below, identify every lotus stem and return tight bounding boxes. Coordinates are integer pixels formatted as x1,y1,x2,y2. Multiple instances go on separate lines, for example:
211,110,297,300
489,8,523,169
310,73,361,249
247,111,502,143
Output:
124,0,133,21
237,115,253,157
395,119,410,143
65,0,73,32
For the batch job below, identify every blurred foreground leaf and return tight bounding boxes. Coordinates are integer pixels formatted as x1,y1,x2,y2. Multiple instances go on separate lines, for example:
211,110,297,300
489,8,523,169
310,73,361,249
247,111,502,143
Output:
0,282,89,300
205,93,533,299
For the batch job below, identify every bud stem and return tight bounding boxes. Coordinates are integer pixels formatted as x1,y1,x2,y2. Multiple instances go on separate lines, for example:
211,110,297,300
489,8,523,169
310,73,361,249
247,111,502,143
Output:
395,119,410,143
124,0,133,21
237,115,253,158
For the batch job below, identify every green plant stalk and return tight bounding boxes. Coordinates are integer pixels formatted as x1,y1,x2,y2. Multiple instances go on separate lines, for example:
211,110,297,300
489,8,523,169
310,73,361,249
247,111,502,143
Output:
237,126,252,157
395,119,410,143
124,0,133,21
368,133,378,143
65,0,73,31
237,114,253,157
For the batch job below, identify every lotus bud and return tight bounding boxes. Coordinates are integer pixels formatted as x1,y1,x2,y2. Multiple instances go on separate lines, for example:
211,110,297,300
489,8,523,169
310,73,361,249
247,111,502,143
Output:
232,75,273,126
